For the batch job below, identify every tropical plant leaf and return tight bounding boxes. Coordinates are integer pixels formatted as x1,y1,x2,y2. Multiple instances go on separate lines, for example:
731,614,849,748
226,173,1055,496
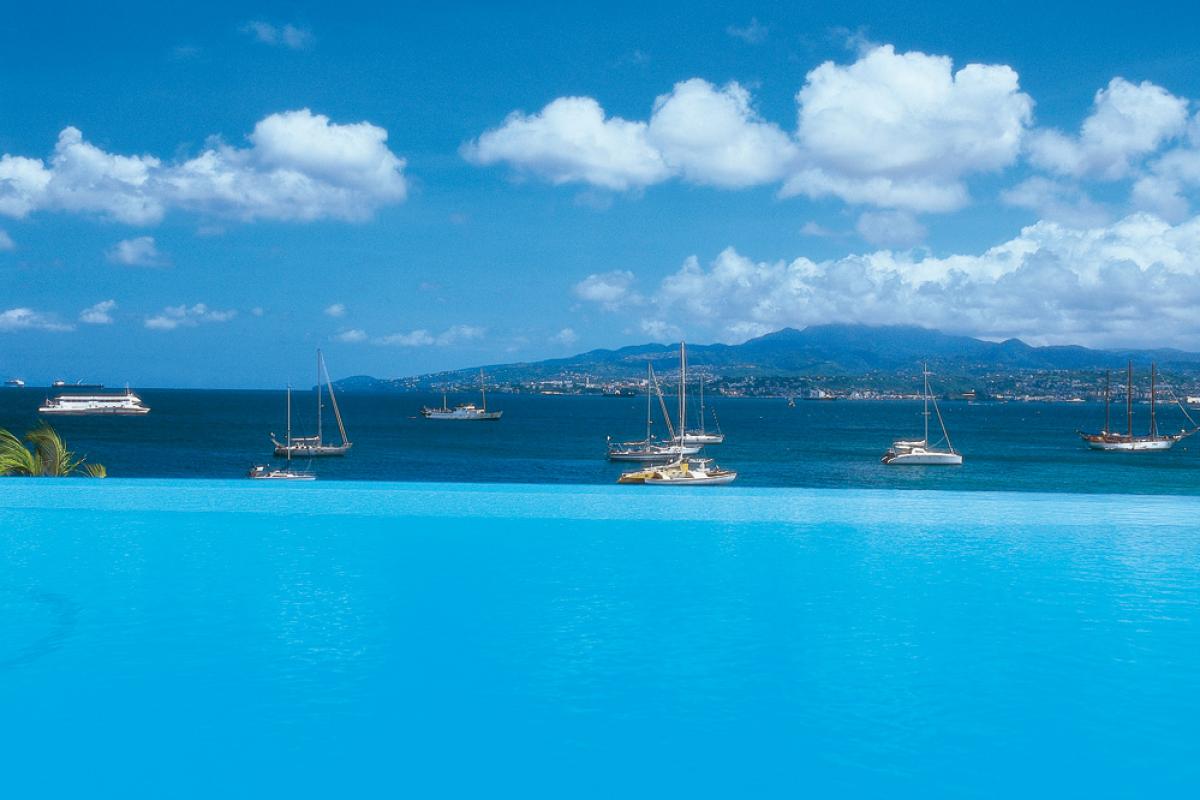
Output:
26,425,84,477
82,462,107,478
0,428,37,476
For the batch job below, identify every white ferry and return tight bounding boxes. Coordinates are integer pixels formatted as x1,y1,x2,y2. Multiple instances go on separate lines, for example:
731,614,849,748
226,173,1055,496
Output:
39,388,151,415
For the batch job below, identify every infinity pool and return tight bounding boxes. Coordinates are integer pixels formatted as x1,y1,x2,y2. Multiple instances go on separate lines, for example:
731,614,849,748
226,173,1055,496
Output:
2,480,1197,796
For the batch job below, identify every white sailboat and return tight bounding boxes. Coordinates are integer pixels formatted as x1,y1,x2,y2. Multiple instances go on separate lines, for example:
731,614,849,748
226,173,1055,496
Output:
421,369,503,420
1078,361,1198,451
250,386,316,480
272,349,351,457
608,363,701,462
881,364,962,466
619,341,738,485
672,377,725,445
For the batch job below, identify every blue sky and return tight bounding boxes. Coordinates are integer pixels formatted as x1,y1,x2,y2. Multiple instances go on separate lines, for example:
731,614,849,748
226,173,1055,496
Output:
3,0,1200,387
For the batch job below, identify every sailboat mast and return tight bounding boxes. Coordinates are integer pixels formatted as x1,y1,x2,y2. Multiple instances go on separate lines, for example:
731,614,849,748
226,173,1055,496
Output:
1104,370,1111,433
645,363,652,443
679,342,687,444
480,369,487,411
286,385,292,464
923,363,930,445
699,377,705,435
316,349,323,444
1151,363,1158,436
1126,360,1133,437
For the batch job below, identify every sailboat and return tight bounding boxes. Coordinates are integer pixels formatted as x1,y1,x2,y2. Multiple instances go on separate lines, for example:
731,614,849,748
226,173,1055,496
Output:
608,363,701,462
672,376,725,445
1078,362,1197,451
272,349,352,457
619,341,738,485
250,386,316,480
421,369,503,420
881,364,962,465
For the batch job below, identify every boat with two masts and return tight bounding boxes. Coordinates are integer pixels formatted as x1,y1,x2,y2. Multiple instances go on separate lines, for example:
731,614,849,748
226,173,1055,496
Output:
881,364,962,465
421,370,503,420
272,350,352,457
672,376,725,445
39,387,150,415
1078,362,1197,451
251,386,316,480
607,363,701,462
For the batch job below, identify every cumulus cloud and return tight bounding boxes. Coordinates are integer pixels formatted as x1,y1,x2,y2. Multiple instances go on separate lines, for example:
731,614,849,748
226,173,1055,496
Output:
0,229,13,250
240,21,313,50
0,109,407,224
0,307,72,332
573,270,640,310
373,324,485,347
324,303,346,317
1028,78,1188,180
1001,177,1111,227
79,300,117,325
784,45,1032,211
466,44,1032,213
633,213,1200,348
553,327,578,346
145,303,237,330
107,236,165,266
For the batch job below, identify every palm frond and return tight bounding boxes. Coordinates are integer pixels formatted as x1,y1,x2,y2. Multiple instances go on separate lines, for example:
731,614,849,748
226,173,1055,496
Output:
0,428,37,476
26,425,83,477
82,462,107,478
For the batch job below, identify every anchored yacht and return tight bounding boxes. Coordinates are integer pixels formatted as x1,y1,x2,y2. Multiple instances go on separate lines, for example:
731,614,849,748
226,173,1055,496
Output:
39,388,150,415
422,370,502,420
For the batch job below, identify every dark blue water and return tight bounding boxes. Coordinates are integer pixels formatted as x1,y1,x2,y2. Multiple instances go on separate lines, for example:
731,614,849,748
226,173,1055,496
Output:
2,480,1197,797
3,388,1200,493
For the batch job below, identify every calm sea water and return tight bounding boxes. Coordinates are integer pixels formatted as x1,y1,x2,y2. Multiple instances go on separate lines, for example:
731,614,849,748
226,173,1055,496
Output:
1,480,1197,797
2,388,1200,493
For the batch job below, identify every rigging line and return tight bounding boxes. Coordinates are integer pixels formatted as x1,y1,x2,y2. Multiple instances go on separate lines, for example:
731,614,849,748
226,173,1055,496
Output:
651,368,677,441
1164,383,1199,429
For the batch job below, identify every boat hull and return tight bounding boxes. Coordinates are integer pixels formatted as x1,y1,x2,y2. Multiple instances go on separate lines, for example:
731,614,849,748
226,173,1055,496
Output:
273,444,352,457
673,434,725,445
1081,435,1178,451
38,407,150,415
642,473,738,485
882,450,963,465
421,411,503,420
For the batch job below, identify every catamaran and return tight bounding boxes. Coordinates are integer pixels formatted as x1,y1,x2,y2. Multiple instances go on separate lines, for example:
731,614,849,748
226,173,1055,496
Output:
272,350,351,457
421,370,503,420
672,377,725,445
881,364,962,465
619,341,738,485
39,387,150,415
608,363,701,462
1078,362,1197,451
251,385,316,480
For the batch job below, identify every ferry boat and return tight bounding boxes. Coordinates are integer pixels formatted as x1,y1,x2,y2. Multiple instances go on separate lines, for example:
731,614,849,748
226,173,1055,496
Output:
4,378,24,388
1078,362,1197,451
422,370,502,420
52,379,105,390
38,388,150,415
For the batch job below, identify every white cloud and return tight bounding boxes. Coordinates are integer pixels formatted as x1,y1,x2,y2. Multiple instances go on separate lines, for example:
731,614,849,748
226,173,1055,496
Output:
324,303,346,317
726,18,768,44
0,229,13,250
1028,78,1188,180
553,327,578,346
373,324,485,347
573,270,640,310
335,328,367,343
466,44,1032,213
1001,176,1111,227
647,79,798,187
79,300,117,325
854,210,927,248
638,213,1200,348
0,307,72,332
240,21,313,50
0,109,407,224
463,97,670,191
145,303,237,331
784,45,1033,211
107,236,165,266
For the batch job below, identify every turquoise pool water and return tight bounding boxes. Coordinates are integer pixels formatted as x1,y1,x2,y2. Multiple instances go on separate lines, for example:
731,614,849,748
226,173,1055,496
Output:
2,480,1197,797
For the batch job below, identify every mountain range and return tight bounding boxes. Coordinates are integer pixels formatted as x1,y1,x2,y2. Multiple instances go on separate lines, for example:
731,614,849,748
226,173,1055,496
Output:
333,324,1200,392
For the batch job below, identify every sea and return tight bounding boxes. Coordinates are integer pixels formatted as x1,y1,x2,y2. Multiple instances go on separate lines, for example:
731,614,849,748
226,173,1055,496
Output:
2,387,1200,493
2,389,1198,797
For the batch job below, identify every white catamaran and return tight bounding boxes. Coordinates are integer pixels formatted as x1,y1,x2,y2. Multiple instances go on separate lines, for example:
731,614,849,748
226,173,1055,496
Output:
1078,362,1198,451
672,376,725,445
881,364,962,465
607,363,701,463
39,387,150,415
421,370,503,420
250,385,316,480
